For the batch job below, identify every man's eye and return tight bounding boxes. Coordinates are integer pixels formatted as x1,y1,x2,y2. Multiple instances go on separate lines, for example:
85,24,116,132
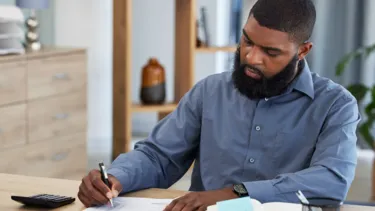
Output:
244,38,253,45
265,50,279,57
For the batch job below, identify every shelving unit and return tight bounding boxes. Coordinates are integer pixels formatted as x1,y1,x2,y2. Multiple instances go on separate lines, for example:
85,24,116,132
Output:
196,46,237,53
131,103,177,113
112,0,237,160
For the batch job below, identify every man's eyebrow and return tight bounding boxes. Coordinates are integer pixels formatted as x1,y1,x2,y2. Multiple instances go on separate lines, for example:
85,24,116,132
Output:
242,29,282,53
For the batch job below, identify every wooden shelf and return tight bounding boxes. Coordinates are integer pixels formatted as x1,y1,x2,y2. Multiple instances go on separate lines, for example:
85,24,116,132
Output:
195,46,237,53
112,0,199,159
131,103,177,113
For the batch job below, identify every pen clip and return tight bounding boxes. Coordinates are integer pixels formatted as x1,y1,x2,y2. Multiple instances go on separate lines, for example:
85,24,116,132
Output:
296,190,310,205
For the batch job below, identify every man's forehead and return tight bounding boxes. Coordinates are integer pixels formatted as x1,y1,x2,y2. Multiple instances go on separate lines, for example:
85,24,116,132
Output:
243,16,293,50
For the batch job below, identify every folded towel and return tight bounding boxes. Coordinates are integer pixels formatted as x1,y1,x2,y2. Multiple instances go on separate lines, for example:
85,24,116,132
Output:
0,5,24,23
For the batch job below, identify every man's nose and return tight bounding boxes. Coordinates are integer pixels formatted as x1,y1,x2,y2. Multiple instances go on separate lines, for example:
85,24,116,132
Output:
245,46,263,65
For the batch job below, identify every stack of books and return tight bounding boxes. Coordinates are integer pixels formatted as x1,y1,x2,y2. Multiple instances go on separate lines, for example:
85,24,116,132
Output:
0,5,25,55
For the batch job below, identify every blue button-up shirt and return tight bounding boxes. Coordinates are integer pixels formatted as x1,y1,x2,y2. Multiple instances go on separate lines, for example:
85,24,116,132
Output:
107,60,360,203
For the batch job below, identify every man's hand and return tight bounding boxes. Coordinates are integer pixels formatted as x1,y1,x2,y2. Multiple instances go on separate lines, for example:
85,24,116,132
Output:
77,169,123,207
163,187,238,211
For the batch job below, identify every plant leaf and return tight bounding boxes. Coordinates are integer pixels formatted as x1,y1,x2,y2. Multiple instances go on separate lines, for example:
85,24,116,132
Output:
335,50,363,76
347,84,368,103
365,44,375,57
364,102,375,117
335,53,353,76
371,85,375,100
358,121,374,149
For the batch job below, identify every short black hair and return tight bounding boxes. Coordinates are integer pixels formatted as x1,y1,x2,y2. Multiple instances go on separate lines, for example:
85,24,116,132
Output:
249,0,316,44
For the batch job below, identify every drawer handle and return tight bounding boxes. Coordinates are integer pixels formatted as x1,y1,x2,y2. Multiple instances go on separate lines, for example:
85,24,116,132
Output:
54,113,69,120
53,73,69,80
51,151,69,161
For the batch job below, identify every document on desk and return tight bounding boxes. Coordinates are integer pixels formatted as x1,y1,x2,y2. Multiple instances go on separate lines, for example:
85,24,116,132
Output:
84,197,173,211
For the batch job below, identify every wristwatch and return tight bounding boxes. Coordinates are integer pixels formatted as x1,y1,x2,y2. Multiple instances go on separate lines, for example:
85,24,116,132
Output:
233,184,249,197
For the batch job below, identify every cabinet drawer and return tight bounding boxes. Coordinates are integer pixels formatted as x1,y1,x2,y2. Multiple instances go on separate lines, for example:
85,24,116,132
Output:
0,132,87,180
0,61,26,105
0,104,26,149
27,53,87,100
28,91,86,143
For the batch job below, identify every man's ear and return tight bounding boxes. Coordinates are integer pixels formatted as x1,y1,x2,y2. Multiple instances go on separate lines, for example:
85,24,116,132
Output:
298,42,313,60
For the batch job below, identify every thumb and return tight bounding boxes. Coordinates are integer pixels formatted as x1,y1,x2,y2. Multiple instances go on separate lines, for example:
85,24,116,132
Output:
108,176,122,197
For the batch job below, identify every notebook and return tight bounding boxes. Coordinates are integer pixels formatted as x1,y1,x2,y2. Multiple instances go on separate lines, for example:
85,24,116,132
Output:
207,197,302,211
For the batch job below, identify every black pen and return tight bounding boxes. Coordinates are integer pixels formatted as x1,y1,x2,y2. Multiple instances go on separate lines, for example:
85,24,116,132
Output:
99,162,114,207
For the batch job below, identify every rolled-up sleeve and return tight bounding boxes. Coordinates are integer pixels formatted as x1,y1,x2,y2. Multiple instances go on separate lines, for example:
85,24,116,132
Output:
244,93,361,203
107,80,205,194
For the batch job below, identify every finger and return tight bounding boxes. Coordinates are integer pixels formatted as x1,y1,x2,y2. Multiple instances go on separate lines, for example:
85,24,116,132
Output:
180,196,201,211
92,174,112,199
108,176,122,197
171,201,187,211
78,191,91,208
181,203,198,211
164,197,180,211
196,206,207,211
79,182,99,206
164,196,188,211
83,176,109,205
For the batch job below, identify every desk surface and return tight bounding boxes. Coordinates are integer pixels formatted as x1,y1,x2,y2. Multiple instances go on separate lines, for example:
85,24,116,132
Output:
0,173,373,211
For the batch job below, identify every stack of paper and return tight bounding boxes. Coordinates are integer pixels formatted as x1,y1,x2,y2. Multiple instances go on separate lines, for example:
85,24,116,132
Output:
83,196,303,211
0,5,25,55
84,197,173,211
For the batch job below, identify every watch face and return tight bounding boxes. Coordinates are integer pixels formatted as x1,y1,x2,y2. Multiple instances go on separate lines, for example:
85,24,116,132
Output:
234,184,248,195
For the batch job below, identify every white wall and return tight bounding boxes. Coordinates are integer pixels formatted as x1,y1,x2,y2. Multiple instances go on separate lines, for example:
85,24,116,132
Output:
362,0,375,87
54,0,113,165
0,0,14,5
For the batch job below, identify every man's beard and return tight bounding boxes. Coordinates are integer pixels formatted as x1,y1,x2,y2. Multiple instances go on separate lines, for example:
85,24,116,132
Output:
231,47,302,99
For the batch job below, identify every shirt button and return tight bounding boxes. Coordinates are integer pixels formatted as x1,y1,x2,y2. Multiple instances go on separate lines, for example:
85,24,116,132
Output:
265,98,269,101
255,126,261,131
249,158,255,163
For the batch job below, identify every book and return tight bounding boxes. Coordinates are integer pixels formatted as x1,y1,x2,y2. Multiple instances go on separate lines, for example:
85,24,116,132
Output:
207,197,302,211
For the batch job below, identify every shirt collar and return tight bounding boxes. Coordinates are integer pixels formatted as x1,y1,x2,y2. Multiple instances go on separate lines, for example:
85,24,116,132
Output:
289,59,315,99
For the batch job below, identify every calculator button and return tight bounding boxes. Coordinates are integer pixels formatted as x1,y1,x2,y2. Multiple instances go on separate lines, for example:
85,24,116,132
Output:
52,198,67,202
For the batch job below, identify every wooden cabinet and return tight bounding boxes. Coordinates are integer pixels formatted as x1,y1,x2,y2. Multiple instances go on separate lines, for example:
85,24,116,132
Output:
28,90,87,143
0,60,26,105
0,47,87,180
0,104,27,149
27,52,87,99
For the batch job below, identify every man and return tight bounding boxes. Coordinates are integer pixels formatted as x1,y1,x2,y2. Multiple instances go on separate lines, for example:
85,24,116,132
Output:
78,0,361,210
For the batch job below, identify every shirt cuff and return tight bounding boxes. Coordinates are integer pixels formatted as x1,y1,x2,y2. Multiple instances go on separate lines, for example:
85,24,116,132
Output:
106,168,129,194
243,180,280,203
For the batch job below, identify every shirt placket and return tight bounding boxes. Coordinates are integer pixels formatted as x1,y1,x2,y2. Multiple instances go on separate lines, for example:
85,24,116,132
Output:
244,98,269,180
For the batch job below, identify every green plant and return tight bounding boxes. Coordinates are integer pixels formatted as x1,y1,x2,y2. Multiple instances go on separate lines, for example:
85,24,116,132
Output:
335,43,375,149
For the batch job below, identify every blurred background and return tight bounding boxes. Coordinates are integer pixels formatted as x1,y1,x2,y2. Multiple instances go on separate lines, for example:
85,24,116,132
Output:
0,0,374,204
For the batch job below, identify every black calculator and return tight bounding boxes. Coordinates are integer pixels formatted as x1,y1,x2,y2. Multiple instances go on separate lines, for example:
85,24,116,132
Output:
11,194,75,208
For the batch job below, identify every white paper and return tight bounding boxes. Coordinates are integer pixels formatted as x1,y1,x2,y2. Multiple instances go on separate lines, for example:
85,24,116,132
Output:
262,202,302,211
84,197,173,211
207,199,301,211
